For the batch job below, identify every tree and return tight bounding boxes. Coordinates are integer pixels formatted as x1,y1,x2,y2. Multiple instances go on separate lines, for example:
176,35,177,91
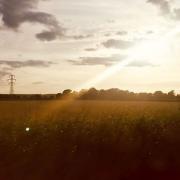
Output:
63,89,72,95
61,89,72,99
168,90,175,97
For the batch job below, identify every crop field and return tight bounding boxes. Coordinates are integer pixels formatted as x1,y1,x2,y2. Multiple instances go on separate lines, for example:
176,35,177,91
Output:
0,100,180,180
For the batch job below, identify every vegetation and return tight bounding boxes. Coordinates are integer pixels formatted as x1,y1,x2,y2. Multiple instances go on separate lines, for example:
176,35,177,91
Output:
0,100,180,179
0,88,180,101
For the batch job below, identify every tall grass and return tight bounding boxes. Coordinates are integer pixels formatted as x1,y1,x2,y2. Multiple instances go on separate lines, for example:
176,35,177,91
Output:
0,100,180,180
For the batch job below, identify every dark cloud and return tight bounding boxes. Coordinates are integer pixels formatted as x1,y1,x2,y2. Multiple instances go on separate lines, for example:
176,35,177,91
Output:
0,0,65,41
36,29,65,41
0,0,95,41
0,60,55,69
102,39,135,49
147,0,171,15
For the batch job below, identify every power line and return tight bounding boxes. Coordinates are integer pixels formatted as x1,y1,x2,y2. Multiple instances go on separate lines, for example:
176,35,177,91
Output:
8,74,16,95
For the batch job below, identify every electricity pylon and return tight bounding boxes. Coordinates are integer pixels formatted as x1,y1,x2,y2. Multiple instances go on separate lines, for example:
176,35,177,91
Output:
8,74,16,95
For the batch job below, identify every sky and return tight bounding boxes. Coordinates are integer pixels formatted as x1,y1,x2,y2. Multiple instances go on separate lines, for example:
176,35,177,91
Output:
0,0,180,94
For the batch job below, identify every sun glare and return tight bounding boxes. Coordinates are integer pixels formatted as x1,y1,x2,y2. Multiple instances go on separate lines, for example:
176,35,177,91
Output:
133,38,170,64
77,26,180,90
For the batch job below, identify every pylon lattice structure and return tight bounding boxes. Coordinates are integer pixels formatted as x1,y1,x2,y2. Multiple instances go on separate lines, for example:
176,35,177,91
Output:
8,74,16,95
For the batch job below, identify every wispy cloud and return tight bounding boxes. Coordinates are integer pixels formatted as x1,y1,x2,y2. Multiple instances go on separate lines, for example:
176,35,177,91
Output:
68,55,155,67
0,60,55,69
70,34,93,40
116,31,128,36
0,59,55,79
68,55,125,66
0,69,10,78
102,39,135,49
84,48,97,52
32,81,44,85
104,33,111,37
128,61,156,67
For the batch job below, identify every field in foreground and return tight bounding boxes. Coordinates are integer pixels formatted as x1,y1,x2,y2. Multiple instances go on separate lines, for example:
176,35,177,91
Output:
0,100,180,180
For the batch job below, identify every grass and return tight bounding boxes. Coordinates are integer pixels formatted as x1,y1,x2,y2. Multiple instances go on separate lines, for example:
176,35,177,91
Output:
0,100,180,180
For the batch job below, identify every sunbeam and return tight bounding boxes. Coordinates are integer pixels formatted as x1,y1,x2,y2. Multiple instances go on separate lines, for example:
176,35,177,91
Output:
77,26,180,90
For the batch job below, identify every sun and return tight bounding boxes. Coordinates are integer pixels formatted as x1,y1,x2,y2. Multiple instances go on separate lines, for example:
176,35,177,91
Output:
132,37,171,65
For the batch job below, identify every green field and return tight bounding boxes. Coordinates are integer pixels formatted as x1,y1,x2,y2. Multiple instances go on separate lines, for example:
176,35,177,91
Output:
0,100,180,180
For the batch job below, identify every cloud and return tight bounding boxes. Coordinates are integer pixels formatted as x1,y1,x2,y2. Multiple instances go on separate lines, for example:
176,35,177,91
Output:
147,0,171,15
0,0,95,41
0,59,55,79
70,34,93,40
147,0,180,22
104,33,111,37
128,61,156,67
68,55,155,67
84,48,97,51
173,8,180,20
147,30,154,34
0,0,66,41
102,39,135,49
0,66,13,79
68,55,125,67
107,20,116,24
116,31,128,36
0,60,55,69
32,81,44,85
36,29,65,41
0,69,10,78
104,31,127,38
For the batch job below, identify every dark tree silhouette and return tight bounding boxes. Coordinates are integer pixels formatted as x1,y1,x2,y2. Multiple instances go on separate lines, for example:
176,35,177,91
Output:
0,88,178,101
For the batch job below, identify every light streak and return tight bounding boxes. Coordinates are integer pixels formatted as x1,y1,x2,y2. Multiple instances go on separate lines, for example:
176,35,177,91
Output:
77,26,180,90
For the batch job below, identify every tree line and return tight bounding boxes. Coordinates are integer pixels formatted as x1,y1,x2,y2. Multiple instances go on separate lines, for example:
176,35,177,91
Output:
57,88,179,101
0,88,179,101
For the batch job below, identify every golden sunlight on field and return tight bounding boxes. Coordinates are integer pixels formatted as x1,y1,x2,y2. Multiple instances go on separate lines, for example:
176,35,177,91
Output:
0,100,180,122
1,101,180,179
